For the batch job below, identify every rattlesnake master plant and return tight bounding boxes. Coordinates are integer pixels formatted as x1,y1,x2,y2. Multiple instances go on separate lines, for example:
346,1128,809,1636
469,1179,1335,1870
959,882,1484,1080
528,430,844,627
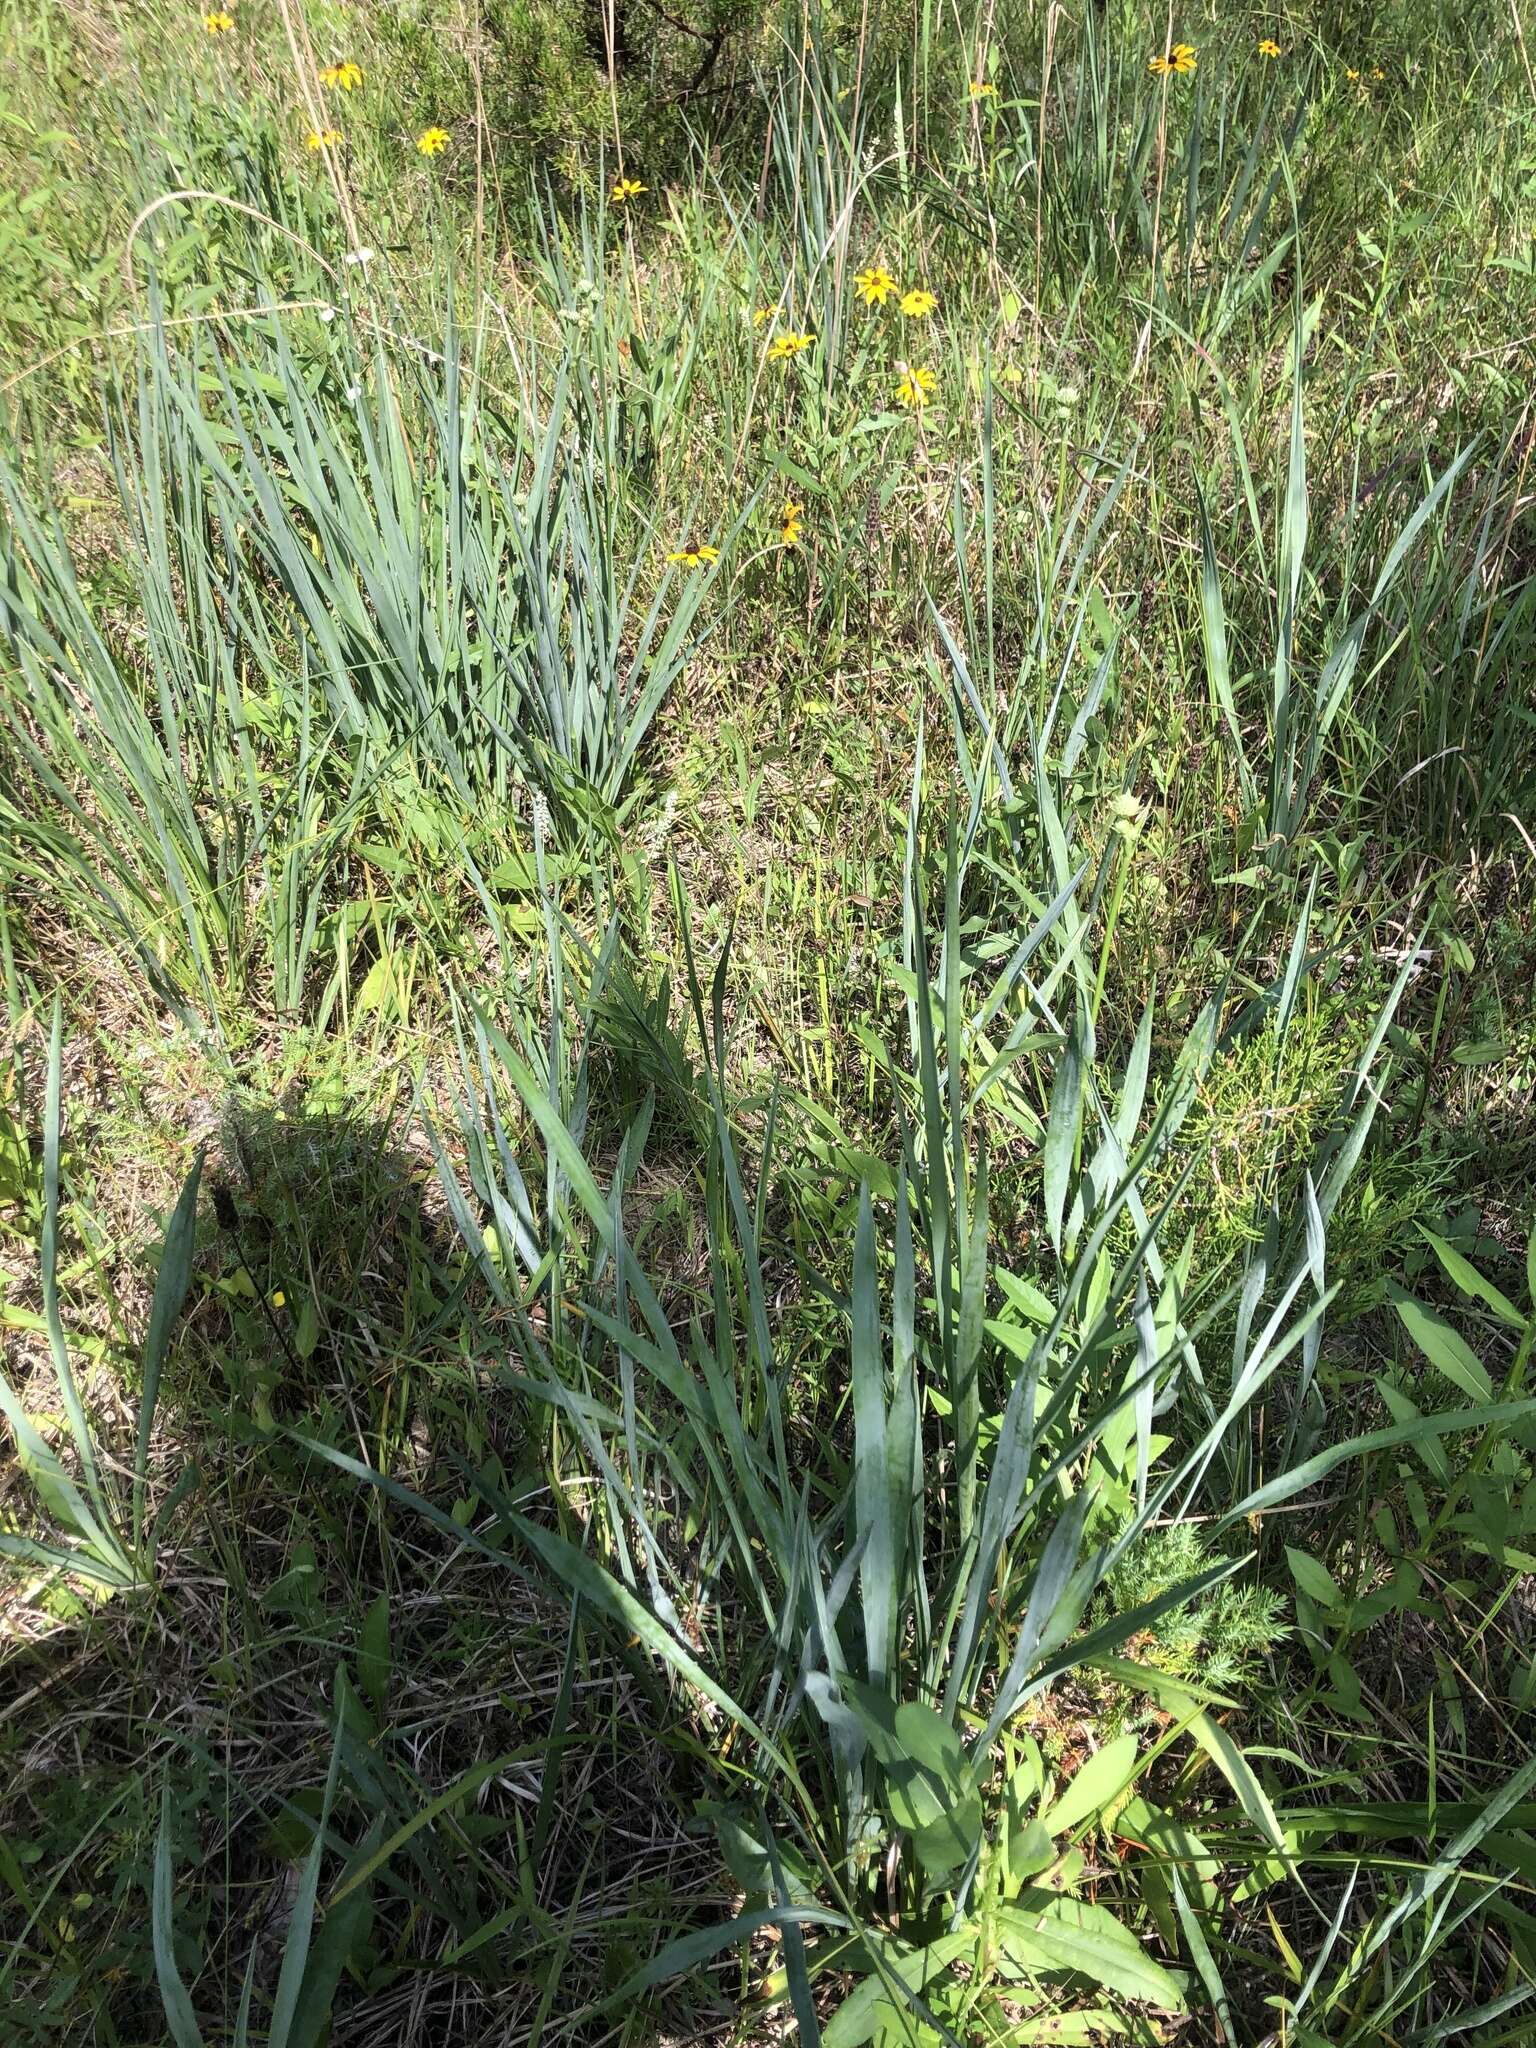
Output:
0,278,719,1024
278,667,1536,2038
381,750,1495,2040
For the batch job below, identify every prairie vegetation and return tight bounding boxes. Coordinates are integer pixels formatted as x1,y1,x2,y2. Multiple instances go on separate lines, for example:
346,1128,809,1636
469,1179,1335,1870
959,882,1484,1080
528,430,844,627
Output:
1,3,1534,2042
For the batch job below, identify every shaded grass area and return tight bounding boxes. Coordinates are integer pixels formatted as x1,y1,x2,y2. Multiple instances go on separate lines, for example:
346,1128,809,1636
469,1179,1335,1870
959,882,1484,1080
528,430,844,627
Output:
1,1070,728,2045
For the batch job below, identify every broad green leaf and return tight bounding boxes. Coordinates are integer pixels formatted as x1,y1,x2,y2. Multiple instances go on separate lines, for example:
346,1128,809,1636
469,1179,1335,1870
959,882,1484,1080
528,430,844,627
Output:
841,1687,979,1875
707,1806,819,1905
1042,1734,1139,1838
358,1591,390,1714
294,1297,320,1361
1449,1038,1507,1065
1002,1816,1057,1890
355,952,397,1017
908,1799,981,1878
1377,1379,1451,1483
994,1270,1055,1326
1391,1290,1493,1402
892,1699,968,1789
1187,1711,1284,1853
880,1700,980,1876
1417,1229,1525,1330
1285,1545,1342,1610
822,1931,972,2048
1115,1795,1221,1902
995,1893,1186,2009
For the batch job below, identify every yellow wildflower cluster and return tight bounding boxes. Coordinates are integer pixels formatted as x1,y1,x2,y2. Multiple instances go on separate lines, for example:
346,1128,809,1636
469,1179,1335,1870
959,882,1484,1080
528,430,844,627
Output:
671,245,948,578
855,269,938,319
1139,32,1389,80
850,262,941,410
298,67,457,164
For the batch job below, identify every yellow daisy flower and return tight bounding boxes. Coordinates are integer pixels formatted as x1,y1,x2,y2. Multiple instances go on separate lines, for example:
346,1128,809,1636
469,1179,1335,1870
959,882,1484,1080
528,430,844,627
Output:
895,364,936,408
1150,42,1196,75
753,305,778,326
1346,66,1361,80
855,265,897,306
203,9,235,31
1258,38,1281,58
416,126,450,156
900,287,938,318
666,543,720,568
320,61,364,91
766,330,815,361
969,80,998,99
780,500,804,546
612,176,647,203
305,129,343,151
